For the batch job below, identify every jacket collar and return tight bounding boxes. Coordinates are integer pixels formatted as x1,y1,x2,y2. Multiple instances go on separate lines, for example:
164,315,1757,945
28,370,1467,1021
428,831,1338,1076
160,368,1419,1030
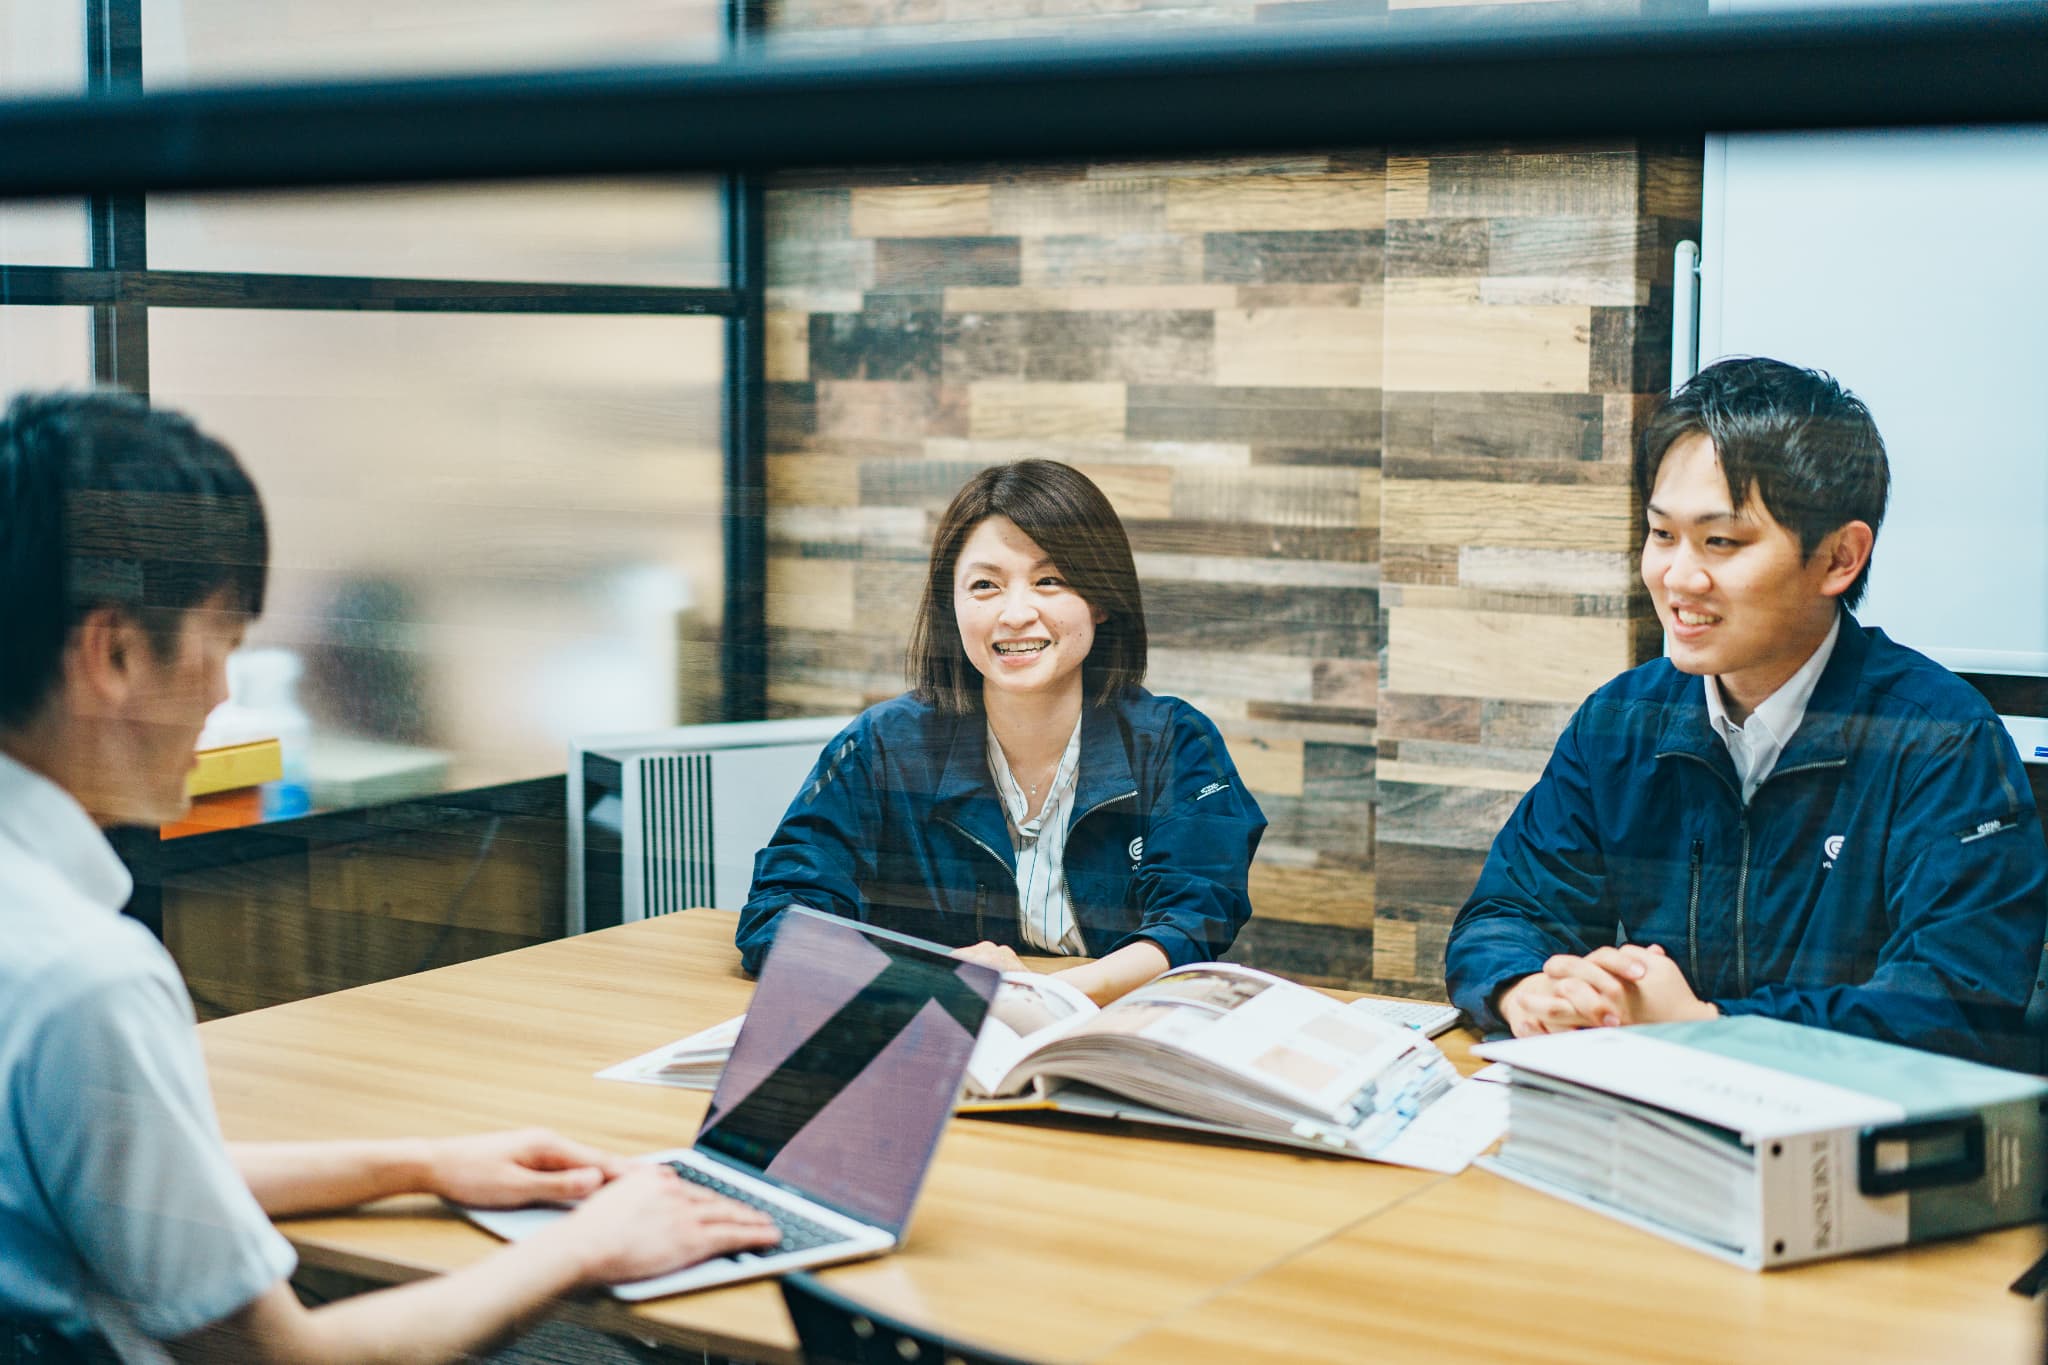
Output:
1655,611,1865,783
932,695,1139,848
1771,612,1865,773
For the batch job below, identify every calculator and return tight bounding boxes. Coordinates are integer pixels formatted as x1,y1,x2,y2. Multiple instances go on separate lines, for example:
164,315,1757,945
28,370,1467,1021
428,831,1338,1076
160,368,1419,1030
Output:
1347,996,1463,1038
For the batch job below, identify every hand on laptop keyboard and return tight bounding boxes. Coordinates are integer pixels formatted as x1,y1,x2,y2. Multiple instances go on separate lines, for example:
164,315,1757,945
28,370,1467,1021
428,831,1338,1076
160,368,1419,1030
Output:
557,1162,782,1285
663,1161,849,1255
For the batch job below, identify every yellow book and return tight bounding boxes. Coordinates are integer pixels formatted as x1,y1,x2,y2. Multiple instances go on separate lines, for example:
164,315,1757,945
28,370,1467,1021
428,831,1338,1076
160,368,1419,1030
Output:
187,738,283,798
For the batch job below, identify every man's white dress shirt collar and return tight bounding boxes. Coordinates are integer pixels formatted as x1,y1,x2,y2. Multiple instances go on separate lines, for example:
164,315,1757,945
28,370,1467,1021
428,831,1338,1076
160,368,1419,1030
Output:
0,750,131,915
1704,613,1841,804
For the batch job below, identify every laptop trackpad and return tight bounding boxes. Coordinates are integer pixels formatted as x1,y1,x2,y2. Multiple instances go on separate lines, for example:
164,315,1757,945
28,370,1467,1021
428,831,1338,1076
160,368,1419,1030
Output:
463,1204,569,1242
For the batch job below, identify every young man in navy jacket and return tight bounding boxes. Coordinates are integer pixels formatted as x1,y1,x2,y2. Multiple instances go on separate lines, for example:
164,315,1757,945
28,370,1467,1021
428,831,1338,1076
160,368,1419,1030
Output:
1443,358,2048,1070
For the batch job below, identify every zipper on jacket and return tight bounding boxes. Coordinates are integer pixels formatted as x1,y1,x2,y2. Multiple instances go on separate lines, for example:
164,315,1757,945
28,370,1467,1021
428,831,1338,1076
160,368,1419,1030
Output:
1731,756,1839,997
1657,750,1740,807
1660,751,1842,998
1734,816,1752,997
942,817,1017,893
946,792,1138,950
1056,791,1136,953
1686,839,1703,987
1070,790,1137,833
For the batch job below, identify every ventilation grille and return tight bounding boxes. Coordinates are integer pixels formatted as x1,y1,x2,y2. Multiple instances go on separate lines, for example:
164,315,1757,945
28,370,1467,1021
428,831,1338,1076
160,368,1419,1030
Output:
638,752,715,917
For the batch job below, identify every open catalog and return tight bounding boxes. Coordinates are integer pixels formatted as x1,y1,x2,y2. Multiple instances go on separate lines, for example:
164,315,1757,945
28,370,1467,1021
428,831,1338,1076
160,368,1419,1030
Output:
602,962,1505,1174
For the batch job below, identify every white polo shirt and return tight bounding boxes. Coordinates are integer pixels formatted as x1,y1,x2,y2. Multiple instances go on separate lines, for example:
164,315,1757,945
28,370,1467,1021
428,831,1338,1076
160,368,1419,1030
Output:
986,720,1087,955
0,752,294,1360
1704,614,1841,804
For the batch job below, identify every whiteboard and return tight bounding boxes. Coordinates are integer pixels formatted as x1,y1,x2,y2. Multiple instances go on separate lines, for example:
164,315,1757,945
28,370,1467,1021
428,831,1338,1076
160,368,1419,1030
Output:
1698,124,2048,677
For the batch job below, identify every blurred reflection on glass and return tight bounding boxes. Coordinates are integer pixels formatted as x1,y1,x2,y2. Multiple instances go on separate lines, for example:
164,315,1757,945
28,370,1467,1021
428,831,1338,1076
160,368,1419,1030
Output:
1,3,82,95
150,308,726,797
140,1,725,285
756,0,1702,55
146,180,727,288
1,1,89,266
139,0,723,83
0,308,93,391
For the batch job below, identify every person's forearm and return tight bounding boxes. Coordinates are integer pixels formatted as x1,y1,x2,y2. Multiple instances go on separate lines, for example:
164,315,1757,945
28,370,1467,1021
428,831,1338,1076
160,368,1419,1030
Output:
174,1230,592,1365
229,1139,435,1217
1056,940,1171,1005
301,1232,589,1364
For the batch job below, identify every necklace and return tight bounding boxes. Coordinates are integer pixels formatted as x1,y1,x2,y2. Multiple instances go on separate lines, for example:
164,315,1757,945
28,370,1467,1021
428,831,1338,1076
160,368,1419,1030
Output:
1019,756,1057,798
1004,746,1060,801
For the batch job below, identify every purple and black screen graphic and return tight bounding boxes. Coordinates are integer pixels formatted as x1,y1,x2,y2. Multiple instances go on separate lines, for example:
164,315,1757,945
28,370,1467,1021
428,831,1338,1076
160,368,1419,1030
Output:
696,910,995,1236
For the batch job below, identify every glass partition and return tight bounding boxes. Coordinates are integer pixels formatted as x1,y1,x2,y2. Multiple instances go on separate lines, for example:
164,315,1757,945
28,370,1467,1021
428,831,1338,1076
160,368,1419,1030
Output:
146,179,726,288
0,0,2041,1013
0,307,93,389
138,0,722,83
150,309,726,796
140,0,725,284
0,0,87,265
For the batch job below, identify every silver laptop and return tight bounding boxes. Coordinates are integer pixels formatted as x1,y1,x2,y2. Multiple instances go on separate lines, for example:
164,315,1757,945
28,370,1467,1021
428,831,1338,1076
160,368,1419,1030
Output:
466,907,997,1299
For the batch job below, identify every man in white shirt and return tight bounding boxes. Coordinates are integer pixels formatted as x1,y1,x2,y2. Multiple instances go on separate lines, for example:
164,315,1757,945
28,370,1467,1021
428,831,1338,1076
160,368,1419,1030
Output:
0,392,777,1362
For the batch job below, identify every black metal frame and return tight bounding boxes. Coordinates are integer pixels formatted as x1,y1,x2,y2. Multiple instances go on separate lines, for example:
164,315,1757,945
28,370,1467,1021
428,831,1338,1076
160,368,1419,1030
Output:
5,0,765,710
7,2,2046,740
722,0,768,724
1,4,2046,197
1,0,768,926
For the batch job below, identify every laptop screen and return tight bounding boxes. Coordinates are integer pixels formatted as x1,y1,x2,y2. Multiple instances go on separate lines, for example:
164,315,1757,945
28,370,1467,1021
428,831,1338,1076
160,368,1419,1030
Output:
695,907,998,1238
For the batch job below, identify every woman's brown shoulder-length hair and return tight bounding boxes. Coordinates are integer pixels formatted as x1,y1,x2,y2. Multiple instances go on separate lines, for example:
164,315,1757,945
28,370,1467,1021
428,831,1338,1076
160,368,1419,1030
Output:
907,459,1146,714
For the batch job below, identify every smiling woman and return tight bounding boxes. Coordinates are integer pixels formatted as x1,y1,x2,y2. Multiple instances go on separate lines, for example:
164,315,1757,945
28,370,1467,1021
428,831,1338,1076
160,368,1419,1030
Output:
737,460,1267,1005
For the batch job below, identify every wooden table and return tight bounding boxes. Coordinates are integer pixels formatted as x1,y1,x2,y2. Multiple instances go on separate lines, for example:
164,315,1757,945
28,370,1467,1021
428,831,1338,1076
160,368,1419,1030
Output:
198,910,2044,1364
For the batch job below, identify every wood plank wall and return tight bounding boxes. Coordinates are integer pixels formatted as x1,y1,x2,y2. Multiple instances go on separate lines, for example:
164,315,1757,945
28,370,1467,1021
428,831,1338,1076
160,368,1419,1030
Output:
760,4,1701,997
761,157,1389,991
1371,147,1700,995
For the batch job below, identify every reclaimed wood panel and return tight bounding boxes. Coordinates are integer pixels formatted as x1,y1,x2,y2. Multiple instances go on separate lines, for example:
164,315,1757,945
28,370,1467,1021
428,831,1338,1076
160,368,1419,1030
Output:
988,179,1168,237
1380,477,1633,551
1221,733,1307,797
1459,545,1636,595
764,310,810,382
849,184,993,238
758,104,1694,997
1374,759,1537,794
1165,173,1386,232
766,556,857,631
873,236,1020,292
1382,287,1593,394
967,380,1127,439
1020,233,1206,288
1382,391,1603,463
1128,385,1381,447
1223,916,1378,991
1386,606,1633,703
1205,229,1382,284
765,453,860,507
944,284,1240,313
1372,135,1693,989
1215,307,1381,388
1248,861,1376,928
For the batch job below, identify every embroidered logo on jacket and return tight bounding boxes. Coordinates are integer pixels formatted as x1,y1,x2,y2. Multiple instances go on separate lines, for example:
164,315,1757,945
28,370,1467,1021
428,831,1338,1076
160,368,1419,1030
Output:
1127,836,1144,866
1195,781,1229,802
1822,834,1844,870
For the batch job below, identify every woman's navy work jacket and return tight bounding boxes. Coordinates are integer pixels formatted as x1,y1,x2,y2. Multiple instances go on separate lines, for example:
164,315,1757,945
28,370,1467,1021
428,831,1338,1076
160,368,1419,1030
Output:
1445,619,2048,1070
736,688,1266,976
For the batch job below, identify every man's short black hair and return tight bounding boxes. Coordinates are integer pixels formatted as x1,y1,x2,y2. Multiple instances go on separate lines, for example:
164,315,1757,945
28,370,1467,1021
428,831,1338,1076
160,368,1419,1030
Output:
1636,357,1890,609
0,391,268,729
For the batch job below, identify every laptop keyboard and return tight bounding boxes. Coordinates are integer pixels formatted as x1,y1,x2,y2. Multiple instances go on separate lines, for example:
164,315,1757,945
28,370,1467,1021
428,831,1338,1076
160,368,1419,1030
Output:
663,1160,852,1255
